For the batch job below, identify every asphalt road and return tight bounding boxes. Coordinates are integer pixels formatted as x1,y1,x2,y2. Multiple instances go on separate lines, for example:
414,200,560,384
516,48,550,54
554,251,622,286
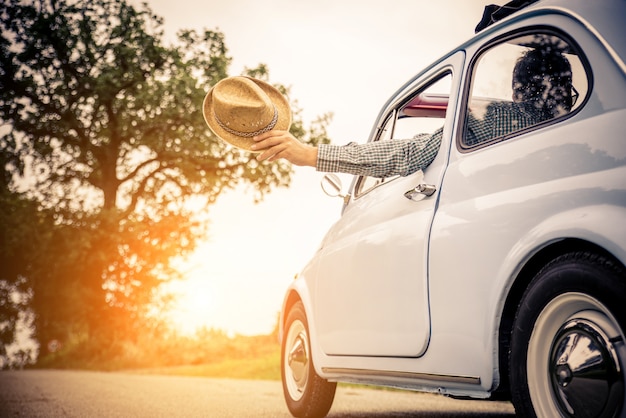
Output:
0,370,516,417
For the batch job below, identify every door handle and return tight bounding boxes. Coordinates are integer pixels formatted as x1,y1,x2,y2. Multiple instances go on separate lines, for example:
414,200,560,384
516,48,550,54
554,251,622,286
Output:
404,183,437,200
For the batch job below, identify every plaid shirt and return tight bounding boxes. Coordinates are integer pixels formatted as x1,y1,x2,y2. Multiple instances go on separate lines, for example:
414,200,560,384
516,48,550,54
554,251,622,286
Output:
317,101,544,178
317,131,442,178
466,101,546,146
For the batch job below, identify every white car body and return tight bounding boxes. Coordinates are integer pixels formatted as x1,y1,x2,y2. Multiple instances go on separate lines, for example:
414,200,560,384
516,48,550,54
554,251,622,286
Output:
280,0,626,416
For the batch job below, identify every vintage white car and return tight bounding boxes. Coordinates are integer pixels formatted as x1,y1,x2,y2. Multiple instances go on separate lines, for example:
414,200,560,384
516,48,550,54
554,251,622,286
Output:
278,0,626,417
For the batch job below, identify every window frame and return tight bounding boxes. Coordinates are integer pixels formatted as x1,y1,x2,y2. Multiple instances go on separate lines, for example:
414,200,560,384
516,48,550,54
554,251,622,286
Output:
353,71,454,199
458,26,593,153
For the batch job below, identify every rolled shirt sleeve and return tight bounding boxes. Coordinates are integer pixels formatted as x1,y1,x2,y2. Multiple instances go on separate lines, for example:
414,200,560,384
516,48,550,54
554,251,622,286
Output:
316,129,443,178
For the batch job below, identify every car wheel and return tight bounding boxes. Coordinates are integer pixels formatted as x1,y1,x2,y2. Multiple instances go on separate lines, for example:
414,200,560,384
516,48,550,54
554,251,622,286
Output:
510,251,626,418
281,301,336,418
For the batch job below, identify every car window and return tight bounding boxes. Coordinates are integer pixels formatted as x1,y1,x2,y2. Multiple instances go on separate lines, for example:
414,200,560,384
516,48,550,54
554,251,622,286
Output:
463,32,589,148
354,73,452,197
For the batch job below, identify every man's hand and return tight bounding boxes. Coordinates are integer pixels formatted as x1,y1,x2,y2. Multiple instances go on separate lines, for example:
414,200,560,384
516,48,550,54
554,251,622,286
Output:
251,130,318,167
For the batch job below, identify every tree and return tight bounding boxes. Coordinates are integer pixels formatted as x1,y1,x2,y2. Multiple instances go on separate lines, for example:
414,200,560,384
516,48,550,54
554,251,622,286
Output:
0,0,331,360
0,140,41,364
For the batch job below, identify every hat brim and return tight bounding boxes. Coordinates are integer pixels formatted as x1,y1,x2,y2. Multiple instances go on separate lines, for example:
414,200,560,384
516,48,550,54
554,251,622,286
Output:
203,77,292,152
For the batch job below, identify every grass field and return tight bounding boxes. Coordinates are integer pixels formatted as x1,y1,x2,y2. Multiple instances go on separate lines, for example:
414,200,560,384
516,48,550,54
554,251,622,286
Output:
133,348,281,381
35,328,284,380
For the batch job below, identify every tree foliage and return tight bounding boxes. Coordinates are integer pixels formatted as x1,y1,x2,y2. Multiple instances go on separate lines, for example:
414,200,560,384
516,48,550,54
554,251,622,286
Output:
0,0,331,360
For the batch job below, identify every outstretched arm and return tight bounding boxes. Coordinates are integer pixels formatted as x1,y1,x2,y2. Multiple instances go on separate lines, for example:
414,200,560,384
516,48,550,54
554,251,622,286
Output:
252,128,443,178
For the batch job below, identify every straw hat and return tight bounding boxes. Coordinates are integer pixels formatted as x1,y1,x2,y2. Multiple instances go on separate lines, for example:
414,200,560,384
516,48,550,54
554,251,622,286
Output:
203,76,292,151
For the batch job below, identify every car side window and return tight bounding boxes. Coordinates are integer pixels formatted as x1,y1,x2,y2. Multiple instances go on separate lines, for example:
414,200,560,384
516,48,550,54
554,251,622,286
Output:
463,32,589,148
354,73,452,197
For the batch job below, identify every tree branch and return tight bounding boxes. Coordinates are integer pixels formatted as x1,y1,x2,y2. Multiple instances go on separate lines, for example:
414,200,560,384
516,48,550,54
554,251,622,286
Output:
118,157,160,184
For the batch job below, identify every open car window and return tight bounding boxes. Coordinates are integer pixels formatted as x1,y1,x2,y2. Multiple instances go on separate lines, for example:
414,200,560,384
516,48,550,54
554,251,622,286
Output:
354,73,452,198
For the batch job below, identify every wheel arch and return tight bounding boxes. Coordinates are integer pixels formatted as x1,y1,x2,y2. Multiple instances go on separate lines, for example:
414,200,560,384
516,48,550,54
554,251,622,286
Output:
494,237,626,399
279,288,303,344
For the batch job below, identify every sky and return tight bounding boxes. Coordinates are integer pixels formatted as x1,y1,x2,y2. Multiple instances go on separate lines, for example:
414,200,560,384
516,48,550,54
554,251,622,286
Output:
138,0,495,336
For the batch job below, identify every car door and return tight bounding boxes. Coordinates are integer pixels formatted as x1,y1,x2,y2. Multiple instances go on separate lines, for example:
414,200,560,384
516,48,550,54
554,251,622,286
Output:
313,52,464,358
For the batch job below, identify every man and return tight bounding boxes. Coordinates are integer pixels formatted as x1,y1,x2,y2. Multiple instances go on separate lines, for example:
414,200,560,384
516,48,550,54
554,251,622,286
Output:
466,47,574,146
250,47,573,177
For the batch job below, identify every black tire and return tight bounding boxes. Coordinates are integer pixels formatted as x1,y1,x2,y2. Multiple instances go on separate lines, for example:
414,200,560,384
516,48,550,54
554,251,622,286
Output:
510,251,626,417
281,301,337,418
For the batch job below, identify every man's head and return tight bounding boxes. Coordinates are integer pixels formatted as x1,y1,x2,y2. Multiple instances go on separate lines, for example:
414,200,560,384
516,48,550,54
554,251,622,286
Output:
512,47,573,117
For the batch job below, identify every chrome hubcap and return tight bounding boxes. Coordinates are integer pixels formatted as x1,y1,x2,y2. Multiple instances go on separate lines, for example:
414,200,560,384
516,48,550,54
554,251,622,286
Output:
550,317,623,417
288,334,309,390
284,319,309,401
528,294,625,418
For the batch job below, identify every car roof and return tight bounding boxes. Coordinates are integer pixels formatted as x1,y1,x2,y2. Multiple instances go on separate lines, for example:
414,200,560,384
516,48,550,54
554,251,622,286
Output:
474,0,626,73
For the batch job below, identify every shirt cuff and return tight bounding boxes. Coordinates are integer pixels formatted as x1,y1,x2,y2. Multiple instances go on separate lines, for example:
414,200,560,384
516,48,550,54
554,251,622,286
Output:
316,143,349,173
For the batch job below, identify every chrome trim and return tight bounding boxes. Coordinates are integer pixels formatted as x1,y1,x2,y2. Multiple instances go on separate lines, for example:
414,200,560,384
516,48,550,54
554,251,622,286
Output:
405,183,437,200
321,367,481,385
550,318,623,417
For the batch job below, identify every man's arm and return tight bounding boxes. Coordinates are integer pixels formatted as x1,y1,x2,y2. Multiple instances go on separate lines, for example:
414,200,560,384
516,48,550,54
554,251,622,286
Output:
253,128,443,178
317,131,441,178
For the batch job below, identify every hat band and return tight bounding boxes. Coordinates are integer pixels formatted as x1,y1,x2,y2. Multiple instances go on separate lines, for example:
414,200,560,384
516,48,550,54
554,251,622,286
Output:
213,105,278,138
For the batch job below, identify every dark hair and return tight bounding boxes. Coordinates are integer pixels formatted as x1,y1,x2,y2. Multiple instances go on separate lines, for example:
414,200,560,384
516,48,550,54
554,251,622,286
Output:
512,47,573,118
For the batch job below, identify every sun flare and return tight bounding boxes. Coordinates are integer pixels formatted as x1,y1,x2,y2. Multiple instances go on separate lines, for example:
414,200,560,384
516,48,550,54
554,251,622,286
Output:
164,273,220,335
158,178,336,338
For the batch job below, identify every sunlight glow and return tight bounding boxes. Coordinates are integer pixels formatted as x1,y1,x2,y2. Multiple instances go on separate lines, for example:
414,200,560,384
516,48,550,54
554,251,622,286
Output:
165,272,220,335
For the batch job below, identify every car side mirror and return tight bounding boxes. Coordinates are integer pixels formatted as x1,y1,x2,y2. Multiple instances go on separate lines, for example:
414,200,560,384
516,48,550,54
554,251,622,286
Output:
321,174,350,204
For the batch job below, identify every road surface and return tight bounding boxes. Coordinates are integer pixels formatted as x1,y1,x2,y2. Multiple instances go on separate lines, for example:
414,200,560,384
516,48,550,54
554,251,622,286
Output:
0,370,516,417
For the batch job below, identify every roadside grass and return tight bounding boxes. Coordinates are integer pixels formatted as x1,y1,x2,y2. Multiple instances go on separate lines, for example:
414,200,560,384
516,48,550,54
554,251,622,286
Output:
132,347,281,381
36,328,283,380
